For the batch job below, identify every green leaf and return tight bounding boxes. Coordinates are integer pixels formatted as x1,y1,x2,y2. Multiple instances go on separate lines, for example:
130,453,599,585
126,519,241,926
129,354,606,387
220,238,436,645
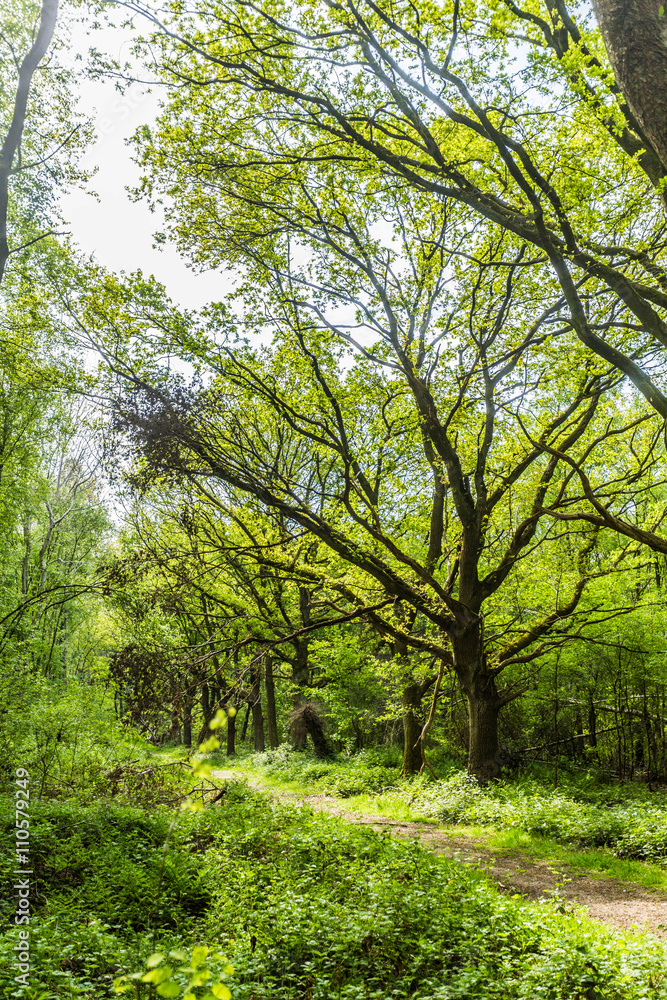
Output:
143,966,172,984
199,735,220,751
191,760,213,778
157,982,181,998
191,946,209,968
189,969,211,987
146,953,166,969
209,708,227,730
211,984,232,1000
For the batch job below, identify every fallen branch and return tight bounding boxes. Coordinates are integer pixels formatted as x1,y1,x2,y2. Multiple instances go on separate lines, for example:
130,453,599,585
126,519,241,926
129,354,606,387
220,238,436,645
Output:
520,724,620,754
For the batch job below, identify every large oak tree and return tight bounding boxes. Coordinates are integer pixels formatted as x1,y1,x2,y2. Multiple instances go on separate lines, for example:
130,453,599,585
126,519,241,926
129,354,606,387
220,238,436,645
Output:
73,220,661,778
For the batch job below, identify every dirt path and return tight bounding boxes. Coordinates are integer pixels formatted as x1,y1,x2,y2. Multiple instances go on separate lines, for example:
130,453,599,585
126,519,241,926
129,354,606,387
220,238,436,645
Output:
212,769,667,938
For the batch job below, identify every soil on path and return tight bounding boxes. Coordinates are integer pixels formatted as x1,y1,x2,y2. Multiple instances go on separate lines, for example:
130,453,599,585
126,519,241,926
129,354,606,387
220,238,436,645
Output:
212,768,667,939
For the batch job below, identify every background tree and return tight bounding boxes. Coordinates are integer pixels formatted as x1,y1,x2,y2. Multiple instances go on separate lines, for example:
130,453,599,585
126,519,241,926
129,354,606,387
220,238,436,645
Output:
0,0,90,285
103,481,377,753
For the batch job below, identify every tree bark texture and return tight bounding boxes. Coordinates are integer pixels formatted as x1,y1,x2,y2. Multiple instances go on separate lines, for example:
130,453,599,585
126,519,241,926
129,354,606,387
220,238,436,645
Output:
226,705,236,756
250,662,265,752
290,589,312,746
465,685,501,781
453,620,502,781
240,702,251,742
402,682,426,776
265,655,279,749
197,682,211,745
592,0,667,172
291,703,332,758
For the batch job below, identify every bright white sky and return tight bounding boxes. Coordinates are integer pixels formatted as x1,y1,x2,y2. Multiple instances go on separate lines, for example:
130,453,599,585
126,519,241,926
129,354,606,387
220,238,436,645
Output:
59,18,230,311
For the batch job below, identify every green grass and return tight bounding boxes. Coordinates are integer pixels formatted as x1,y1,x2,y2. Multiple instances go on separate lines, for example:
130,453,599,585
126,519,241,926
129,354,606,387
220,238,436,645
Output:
483,829,667,892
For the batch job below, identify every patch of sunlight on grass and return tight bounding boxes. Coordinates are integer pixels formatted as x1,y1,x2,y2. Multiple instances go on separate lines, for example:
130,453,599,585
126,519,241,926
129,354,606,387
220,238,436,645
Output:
333,791,434,823
151,743,190,763
486,828,667,892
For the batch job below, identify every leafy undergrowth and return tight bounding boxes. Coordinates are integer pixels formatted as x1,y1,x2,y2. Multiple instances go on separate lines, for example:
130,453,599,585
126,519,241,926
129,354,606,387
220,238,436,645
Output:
411,772,667,862
220,749,667,865
246,745,405,797
0,682,188,807
3,780,667,999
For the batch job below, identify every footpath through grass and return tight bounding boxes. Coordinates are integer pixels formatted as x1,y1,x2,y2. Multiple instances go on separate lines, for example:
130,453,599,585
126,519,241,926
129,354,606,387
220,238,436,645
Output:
2,777,667,999
213,747,667,893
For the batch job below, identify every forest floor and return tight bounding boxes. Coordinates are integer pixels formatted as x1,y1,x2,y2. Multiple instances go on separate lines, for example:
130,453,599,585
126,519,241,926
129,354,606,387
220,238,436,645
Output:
212,767,667,939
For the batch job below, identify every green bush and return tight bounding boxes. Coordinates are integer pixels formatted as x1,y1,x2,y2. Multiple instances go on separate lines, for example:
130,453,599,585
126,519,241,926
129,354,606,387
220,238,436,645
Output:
0,798,210,930
0,679,185,805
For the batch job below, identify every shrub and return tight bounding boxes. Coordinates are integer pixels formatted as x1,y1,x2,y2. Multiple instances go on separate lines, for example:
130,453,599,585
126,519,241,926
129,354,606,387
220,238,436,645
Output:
251,747,402,797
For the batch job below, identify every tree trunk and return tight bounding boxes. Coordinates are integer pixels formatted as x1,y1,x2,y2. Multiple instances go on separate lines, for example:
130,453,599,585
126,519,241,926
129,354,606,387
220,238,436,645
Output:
197,682,211,745
182,696,192,748
239,700,250,741
250,663,265,752
592,0,667,179
291,632,310,750
21,519,30,595
291,588,311,747
402,682,425,776
465,683,501,781
226,704,236,756
453,621,502,781
62,611,68,689
265,655,279,749
0,0,60,286
291,703,332,758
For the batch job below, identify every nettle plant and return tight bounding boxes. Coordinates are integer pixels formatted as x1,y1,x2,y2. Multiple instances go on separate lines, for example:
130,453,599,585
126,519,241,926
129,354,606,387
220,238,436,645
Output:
114,945,233,1000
